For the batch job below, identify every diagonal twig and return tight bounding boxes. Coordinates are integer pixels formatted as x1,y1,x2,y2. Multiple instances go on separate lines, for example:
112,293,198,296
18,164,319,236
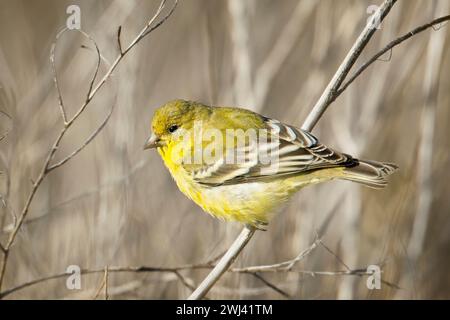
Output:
302,0,397,132
117,26,123,55
93,266,109,300
337,14,450,96
47,102,116,172
174,270,197,292
82,30,102,102
318,238,351,272
50,28,69,124
0,110,12,142
250,273,292,299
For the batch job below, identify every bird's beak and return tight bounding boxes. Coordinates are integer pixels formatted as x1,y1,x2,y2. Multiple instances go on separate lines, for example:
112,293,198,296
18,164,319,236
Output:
143,132,160,150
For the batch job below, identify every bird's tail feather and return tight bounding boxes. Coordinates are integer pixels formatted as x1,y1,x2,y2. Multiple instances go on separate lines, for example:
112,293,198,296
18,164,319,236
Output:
341,160,398,189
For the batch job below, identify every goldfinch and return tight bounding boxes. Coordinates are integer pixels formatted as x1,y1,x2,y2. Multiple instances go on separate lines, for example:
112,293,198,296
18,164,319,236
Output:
144,99,397,230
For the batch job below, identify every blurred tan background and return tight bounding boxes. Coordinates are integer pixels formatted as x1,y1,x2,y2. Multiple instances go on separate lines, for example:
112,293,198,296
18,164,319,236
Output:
0,0,449,299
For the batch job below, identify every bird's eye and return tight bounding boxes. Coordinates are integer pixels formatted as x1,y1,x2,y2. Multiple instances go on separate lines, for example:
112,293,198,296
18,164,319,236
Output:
168,125,179,133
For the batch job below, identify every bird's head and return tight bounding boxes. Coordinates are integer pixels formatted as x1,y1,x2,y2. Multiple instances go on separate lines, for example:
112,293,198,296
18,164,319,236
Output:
144,99,209,150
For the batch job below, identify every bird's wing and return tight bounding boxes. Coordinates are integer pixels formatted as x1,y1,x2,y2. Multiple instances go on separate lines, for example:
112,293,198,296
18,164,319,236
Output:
186,117,355,186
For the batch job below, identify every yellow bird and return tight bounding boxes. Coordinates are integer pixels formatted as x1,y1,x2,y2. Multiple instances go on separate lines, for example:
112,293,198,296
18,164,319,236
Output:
144,99,397,230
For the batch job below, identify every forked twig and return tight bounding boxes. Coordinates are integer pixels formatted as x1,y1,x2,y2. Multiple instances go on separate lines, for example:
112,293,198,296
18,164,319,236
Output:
302,0,397,132
47,102,116,172
233,237,320,273
338,14,450,96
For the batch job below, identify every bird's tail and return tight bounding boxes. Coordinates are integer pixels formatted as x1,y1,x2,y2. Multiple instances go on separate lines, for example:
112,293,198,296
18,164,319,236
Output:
341,159,398,189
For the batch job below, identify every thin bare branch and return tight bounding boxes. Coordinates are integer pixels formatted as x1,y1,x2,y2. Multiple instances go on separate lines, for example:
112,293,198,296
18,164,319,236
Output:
338,14,450,96
302,0,397,132
92,266,109,300
174,270,196,292
67,0,177,125
50,28,69,124
104,266,109,300
0,195,17,234
80,30,102,102
318,239,351,272
80,45,111,67
233,237,320,273
0,110,12,142
0,126,65,291
2,159,149,233
117,26,123,55
50,28,101,123
123,0,179,54
288,268,400,290
0,110,12,121
47,102,115,172
140,1,179,43
250,273,292,299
